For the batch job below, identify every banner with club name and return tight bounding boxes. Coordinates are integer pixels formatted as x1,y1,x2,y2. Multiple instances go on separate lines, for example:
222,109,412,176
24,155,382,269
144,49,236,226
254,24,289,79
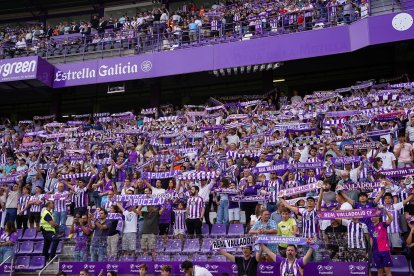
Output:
211,237,257,250
141,170,181,179
339,181,384,191
113,194,166,206
255,235,319,249
380,166,414,177
317,208,381,220
277,181,323,197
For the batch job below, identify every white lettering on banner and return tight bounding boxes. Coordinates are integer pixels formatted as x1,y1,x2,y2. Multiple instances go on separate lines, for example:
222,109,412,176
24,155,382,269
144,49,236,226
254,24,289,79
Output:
0,60,36,77
54,61,150,82
54,68,96,81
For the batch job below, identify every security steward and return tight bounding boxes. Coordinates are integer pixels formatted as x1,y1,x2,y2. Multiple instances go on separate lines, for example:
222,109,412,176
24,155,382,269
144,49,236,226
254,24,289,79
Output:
40,201,60,261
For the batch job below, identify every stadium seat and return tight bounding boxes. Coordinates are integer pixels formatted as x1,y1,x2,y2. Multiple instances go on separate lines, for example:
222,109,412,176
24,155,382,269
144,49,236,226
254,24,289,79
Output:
200,238,213,254
136,255,152,261
193,255,208,262
34,231,44,241
28,256,45,270
16,229,23,240
211,224,227,236
157,255,171,261
202,223,210,235
155,238,165,252
182,239,200,253
164,239,182,253
172,255,189,262
210,255,227,262
21,229,37,240
119,255,135,261
32,241,43,255
227,224,245,236
14,256,30,271
48,241,62,254
17,241,34,255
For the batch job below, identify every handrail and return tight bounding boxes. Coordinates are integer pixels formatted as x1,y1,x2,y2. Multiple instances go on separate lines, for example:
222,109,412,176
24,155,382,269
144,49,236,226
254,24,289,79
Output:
0,255,12,276
38,255,59,276
8,257,13,276
0,255,12,268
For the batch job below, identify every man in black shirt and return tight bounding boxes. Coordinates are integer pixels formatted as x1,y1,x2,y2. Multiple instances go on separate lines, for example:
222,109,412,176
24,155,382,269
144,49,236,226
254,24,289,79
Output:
219,246,262,276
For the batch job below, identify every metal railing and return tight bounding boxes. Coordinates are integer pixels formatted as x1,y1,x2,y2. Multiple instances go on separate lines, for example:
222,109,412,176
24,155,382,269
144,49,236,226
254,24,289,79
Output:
38,255,59,276
0,0,413,62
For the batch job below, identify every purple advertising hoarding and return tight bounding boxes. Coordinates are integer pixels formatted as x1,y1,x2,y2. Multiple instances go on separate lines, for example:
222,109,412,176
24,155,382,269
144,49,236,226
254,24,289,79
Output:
58,261,367,275
0,56,53,86
0,56,37,82
0,10,412,89
52,9,414,88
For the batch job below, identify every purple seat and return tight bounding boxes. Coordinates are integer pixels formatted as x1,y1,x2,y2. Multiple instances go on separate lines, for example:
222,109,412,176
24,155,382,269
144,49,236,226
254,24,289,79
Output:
200,238,213,254
21,229,37,240
155,238,165,252
227,224,244,236
172,255,189,262
49,241,62,254
136,255,152,261
210,255,227,262
193,255,208,262
211,224,227,236
16,229,23,240
182,239,200,254
201,224,210,235
32,241,43,255
17,241,34,255
157,255,171,261
34,231,44,241
28,256,45,270
15,256,30,271
119,255,135,261
164,239,182,253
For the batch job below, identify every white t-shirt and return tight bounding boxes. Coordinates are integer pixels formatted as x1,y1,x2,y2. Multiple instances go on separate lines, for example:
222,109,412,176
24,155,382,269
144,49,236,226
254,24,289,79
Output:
151,187,165,195
194,265,213,276
340,202,353,226
226,134,240,146
376,151,396,170
123,210,138,233
296,146,309,163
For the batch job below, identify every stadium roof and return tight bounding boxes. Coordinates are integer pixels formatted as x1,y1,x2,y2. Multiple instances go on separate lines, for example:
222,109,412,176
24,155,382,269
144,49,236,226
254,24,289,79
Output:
0,0,143,23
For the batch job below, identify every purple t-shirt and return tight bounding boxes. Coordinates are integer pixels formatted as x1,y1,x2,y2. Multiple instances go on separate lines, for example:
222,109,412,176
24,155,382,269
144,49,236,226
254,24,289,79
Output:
354,201,377,209
74,225,92,251
103,180,114,192
276,255,305,276
0,232,17,244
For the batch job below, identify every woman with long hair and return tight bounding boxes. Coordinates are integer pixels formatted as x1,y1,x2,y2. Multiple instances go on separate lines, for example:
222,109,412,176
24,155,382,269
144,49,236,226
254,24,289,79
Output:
0,221,17,262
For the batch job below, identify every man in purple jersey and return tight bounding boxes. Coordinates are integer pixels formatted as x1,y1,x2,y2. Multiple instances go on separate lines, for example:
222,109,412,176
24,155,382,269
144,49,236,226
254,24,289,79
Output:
261,241,314,276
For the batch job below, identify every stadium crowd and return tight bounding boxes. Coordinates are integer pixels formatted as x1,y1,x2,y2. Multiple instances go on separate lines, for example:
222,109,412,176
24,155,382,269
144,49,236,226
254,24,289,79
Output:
0,80,414,275
0,0,370,57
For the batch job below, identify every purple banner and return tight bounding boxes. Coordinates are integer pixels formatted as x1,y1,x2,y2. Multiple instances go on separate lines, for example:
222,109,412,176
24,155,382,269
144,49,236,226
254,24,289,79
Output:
0,56,53,86
278,181,323,197
305,262,368,276
317,208,381,219
59,261,367,275
380,166,414,177
141,170,181,179
48,10,414,88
